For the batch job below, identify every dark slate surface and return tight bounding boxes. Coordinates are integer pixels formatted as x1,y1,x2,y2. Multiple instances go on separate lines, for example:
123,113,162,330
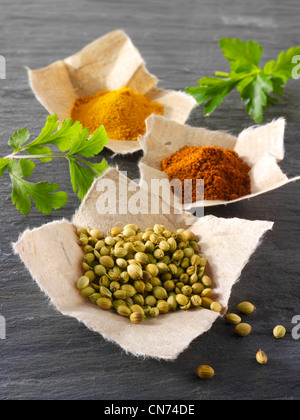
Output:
0,0,299,401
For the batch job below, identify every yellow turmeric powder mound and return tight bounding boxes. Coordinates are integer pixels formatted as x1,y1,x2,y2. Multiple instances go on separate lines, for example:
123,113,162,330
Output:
70,87,164,141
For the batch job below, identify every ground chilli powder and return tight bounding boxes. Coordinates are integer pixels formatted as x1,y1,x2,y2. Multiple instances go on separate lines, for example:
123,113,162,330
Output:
161,146,251,202
71,87,164,140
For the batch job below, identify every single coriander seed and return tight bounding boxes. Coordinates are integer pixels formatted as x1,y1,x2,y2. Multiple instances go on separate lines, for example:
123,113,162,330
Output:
273,325,286,339
196,365,215,380
256,349,268,365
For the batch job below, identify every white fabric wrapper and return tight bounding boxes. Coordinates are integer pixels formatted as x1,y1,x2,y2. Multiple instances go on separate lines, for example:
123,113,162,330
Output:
13,169,273,360
139,115,300,209
27,30,196,155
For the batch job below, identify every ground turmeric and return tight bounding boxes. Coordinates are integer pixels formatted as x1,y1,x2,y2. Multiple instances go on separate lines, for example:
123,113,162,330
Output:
161,145,251,202
70,87,164,141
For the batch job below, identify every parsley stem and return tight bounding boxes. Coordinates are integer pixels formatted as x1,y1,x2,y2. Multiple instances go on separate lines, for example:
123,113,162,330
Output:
215,71,230,78
4,154,67,160
3,151,18,160
3,153,95,168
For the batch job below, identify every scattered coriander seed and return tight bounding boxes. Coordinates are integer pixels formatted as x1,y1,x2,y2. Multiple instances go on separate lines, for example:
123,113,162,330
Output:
181,285,192,296
180,301,191,310
135,252,149,266
113,289,127,300
237,301,256,315
130,304,145,316
116,258,128,269
156,262,169,274
201,288,213,298
100,286,112,298
121,284,136,298
176,294,189,306
142,305,151,316
184,247,194,258
123,227,136,237
117,305,132,317
235,323,252,337
145,295,157,307
256,349,268,365
153,286,168,300
150,307,159,317
189,273,198,284
167,237,177,252
154,224,165,235
167,294,178,311
183,230,197,241
100,256,114,269
202,275,213,288
130,312,143,324
77,276,90,290
134,280,146,293
156,300,169,314
114,248,128,258
105,236,115,246
85,271,96,282
163,280,175,292
84,253,95,265
110,281,120,292
80,286,96,297
132,294,145,306
191,295,202,307
192,283,205,295
124,224,138,232
127,264,143,281
196,365,215,380
89,293,101,304
210,302,222,313
173,250,184,261
110,227,122,237
90,229,103,240
225,313,242,325
201,297,214,309
77,227,88,236
96,297,112,310
273,325,286,339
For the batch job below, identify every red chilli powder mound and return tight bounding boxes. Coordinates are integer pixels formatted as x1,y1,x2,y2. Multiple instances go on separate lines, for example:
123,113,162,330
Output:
161,145,252,202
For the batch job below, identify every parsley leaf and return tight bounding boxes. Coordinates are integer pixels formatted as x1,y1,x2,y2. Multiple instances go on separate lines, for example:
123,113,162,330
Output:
1,115,109,216
9,128,30,152
83,158,109,177
0,158,10,179
237,73,273,123
24,145,53,163
68,158,109,200
68,158,96,201
186,38,300,123
264,46,300,82
28,115,83,152
186,75,241,116
219,38,263,72
8,160,68,216
68,125,108,158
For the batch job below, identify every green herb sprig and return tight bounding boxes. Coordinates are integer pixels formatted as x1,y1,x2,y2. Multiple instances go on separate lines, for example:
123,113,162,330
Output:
0,114,109,216
186,38,300,123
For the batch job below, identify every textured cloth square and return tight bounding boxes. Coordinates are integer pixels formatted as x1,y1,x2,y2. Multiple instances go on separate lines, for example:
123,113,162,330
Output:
14,169,273,360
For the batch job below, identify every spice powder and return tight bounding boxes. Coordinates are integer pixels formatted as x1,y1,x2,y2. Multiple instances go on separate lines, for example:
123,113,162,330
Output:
161,145,252,202
71,87,164,141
